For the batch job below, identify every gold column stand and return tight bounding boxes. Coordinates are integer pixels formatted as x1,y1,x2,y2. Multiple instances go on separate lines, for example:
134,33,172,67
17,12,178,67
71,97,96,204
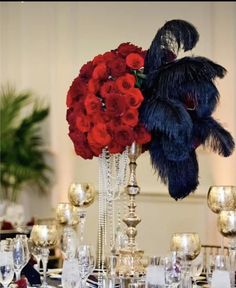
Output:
116,142,145,278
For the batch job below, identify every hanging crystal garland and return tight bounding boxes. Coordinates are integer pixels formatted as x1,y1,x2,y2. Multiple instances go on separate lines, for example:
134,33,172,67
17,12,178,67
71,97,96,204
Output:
97,147,128,286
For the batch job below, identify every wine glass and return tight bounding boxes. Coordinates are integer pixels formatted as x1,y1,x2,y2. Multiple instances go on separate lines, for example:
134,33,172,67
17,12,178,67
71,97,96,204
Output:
217,210,236,288
56,202,80,259
163,252,182,288
12,237,25,281
68,182,96,243
77,245,95,288
28,238,42,272
56,202,79,227
190,251,204,287
207,186,236,255
170,233,201,288
30,224,58,288
0,240,14,288
16,235,30,267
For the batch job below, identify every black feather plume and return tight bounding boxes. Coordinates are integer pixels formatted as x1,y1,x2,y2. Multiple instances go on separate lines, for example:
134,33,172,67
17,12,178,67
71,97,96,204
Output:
141,19,235,200
145,19,199,76
140,98,193,142
167,150,199,199
193,117,235,157
149,135,199,199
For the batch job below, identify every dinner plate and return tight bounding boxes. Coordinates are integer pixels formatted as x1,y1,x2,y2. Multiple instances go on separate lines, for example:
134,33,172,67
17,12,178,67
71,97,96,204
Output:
49,273,62,279
47,268,62,274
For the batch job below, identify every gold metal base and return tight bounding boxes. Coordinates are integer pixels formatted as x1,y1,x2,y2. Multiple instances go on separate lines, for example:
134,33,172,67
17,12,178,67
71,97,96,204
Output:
116,247,145,278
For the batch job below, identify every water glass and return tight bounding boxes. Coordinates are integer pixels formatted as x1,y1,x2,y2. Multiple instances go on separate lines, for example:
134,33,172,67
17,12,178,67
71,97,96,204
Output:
77,245,95,288
12,237,25,281
0,240,14,288
164,252,181,287
190,251,204,286
61,258,80,288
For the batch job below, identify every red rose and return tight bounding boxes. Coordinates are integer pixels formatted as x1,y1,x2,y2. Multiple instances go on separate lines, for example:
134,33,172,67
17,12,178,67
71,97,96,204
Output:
134,124,151,144
116,74,136,93
71,132,94,159
108,57,127,78
15,277,28,288
80,61,94,82
84,94,102,115
68,130,84,144
66,107,75,124
114,125,134,147
90,145,103,156
108,141,125,154
125,88,144,109
75,144,94,159
100,81,117,99
117,42,142,57
103,51,117,63
126,53,144,70
93,54,105,66
76,115,91,132
122,109,139,127
66,77,87,107
88,79,100,93
92,63,108,80
91,123,112,146
105,93,126,117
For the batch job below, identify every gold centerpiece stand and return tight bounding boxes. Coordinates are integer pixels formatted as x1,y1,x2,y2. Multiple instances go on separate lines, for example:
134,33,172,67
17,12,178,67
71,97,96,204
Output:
116,142,145,278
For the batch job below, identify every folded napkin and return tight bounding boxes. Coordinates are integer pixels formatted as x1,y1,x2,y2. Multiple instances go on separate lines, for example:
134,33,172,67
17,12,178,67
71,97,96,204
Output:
1,220,14,230
211,270,231,288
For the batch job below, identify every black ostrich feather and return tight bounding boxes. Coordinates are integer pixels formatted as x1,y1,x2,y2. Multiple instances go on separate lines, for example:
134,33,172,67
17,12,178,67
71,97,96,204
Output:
149,135,199,199
145,56,226,93
141,19,235,200
145,19,199,75
167,150,199,199
193,117,235,157
140,98,193,142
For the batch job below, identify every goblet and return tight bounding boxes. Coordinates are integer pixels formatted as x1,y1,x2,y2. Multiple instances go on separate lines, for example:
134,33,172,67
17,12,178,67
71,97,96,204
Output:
68,182,96,243
56,202,79,227
30,224,58,288
218,210,236,288
170,233,201,288
207,185,236,255
207,186,236,214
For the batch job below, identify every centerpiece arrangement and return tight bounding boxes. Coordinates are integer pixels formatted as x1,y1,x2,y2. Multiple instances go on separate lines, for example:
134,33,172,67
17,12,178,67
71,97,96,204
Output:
66,19,235,282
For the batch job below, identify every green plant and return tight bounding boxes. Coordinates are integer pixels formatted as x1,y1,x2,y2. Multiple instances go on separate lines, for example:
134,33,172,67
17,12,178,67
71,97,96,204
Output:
0,85,53,202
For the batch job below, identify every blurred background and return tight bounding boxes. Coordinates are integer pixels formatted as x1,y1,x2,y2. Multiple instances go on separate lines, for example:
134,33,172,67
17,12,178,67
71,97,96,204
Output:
0,2,235,256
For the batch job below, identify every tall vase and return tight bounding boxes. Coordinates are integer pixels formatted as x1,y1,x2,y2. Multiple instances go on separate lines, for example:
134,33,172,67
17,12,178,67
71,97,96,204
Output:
116,142,145,278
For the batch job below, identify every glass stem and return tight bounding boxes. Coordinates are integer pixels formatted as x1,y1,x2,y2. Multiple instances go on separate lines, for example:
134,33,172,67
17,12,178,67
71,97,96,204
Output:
181,261,192,288
229,242,236,288
221,235,225,256
41,248,49,287
82,278,87,288
15,270,21,281
79,212,86,243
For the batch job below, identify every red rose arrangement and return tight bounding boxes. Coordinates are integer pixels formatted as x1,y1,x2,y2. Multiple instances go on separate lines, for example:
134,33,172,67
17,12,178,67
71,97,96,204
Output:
66,42,151,159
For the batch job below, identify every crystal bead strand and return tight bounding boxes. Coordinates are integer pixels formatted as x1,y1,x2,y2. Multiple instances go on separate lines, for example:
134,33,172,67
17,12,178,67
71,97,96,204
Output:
98,153,104,287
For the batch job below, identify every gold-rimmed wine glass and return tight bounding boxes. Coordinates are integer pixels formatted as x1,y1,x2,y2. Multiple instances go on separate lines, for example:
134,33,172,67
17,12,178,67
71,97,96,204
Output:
207,186,236,255
207,186,236,214
56,203,79,260
170,233,201,288
68,182,96,243
55,202,79,227
217,210,236,288
30,224,58,288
